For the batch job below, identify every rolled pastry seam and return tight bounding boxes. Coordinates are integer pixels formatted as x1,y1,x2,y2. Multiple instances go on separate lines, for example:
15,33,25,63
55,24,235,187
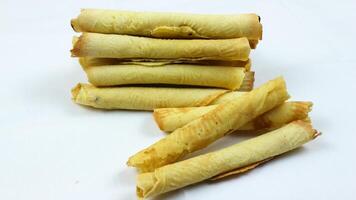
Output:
79,57,252,70
210,158,273,181
211,91,247,104
84,64,248,89
71,83,229,110
71,33,251,61
127,77,290,172
153,101,312,132
136,121,319,198
71,9,262,41
239,71,254,91
71,84,252,111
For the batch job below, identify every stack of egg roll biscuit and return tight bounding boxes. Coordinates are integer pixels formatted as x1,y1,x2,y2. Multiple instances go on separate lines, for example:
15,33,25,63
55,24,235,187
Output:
69,9,320,199
70,9,261,110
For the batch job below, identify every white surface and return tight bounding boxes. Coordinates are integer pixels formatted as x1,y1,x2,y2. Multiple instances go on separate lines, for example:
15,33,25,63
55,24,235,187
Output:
1,0,355,199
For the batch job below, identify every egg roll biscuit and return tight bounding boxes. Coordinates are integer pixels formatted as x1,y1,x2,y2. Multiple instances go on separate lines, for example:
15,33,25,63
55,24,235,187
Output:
83,64,247,89
153,101,312,132
71,33,250,61
127,77,290,172
71,9,262,42
71,84,229,110
71,83,255,110
136,121,319,198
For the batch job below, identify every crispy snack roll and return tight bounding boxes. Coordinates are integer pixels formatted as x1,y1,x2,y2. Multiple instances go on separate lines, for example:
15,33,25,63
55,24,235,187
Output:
153,101,313,132
71,33,250,61
83,64,250,90
136,121,319,198
127,77,290,172
71,9,262,43
71,84,229,110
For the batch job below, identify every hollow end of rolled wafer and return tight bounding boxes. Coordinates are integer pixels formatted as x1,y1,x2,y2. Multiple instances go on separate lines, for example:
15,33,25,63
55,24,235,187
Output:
136,186,145,199
72,36,79,45
78,57,87,69
71,83,94,102
70,18,80,32
239,71,255,91
70,34,85,57
245,59,252,71
313,131,322,139
249,40,259,49
127,156,154,173
297,101,313,111
136,172,158,199
246,14,263,43
152,110,165,131
292,120,320,140
71,83,83,101
273,76,290,99
293,101,313,119
256,15,263,40
302,117,311,124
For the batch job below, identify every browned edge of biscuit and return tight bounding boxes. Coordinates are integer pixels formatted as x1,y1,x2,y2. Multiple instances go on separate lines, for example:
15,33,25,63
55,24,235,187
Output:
70,33,86,57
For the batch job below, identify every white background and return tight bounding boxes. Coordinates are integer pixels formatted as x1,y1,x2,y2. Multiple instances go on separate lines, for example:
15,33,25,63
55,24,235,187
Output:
1,0,355,199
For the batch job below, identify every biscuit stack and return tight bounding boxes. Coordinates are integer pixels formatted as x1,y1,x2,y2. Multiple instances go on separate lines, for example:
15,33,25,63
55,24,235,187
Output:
70,9,261,110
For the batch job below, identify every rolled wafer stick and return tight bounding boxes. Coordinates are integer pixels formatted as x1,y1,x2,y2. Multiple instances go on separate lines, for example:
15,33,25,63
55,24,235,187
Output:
71,9,262,42
153,101,313,132
71,78,253,111
83,64,249,90
136,121,319,199
71,33,251,61
78,57,252,71
71,84,229,110
127,77,290,172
